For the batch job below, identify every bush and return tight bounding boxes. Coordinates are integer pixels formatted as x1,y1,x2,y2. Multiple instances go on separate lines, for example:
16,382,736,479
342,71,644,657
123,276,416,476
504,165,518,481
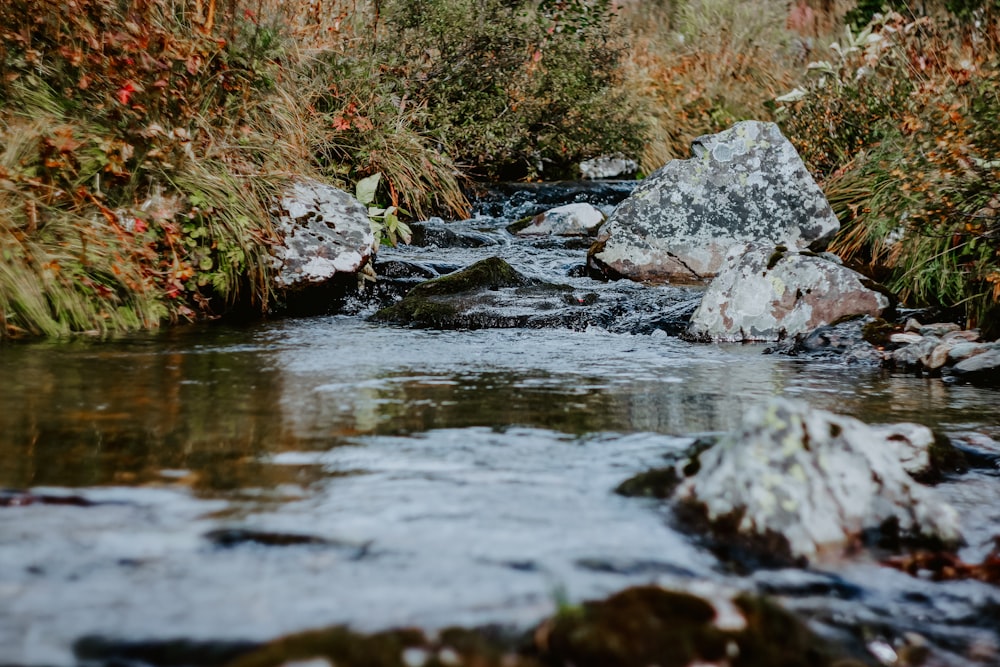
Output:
0,0,291,336
379,0,644,180
779,13,1000,336
616,0,798,172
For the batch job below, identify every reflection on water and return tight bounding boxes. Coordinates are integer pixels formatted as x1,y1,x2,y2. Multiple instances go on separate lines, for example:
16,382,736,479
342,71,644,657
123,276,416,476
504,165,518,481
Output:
2,318,998,492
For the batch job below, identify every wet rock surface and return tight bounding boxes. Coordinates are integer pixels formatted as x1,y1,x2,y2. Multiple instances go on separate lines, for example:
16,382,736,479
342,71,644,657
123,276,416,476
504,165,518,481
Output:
671,398,962,561
468,180,637,220
686,244,891,342
371,256,699,333
589,121,839,282
508,203,605,237
85,585,864,667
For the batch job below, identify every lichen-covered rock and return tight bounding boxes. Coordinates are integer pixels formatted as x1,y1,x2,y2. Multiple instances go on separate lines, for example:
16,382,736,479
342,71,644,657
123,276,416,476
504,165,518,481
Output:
271,179,377,289
674,398,962,561
686,244,891,342
588,121,839,282
510,203,605,237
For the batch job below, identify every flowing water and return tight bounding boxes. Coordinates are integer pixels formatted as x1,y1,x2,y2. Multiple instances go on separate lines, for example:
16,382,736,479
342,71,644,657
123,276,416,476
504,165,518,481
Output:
1,184,999,666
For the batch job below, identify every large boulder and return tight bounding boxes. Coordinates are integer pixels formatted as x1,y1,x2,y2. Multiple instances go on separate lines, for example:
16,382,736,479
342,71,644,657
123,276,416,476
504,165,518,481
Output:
270,179,377,290
686,244,891,342
674,398,962,561
588,121,839,282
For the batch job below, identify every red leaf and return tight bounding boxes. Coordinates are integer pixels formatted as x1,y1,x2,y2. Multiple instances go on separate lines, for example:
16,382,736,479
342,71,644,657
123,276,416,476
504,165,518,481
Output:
116,82,136,105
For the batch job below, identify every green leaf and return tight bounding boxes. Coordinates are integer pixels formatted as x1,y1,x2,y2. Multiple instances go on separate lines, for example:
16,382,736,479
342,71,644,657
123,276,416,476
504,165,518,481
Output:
356,173,382,206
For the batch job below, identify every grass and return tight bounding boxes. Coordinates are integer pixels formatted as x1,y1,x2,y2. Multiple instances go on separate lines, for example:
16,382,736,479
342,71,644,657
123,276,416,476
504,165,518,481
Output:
617,0,799,172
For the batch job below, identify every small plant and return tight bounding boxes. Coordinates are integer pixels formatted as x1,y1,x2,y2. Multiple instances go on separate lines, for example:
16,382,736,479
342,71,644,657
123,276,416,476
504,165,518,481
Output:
355,172,412,247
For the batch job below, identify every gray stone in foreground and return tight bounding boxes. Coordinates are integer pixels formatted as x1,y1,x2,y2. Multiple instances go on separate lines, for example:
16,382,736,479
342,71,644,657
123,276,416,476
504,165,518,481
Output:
271,179,377,289
686,244,891,342
674,398,962,561
589,121,839,283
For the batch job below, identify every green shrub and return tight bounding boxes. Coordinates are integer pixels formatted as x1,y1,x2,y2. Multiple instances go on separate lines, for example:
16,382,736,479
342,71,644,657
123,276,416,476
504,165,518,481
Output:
0,0,291,337
779,14,1000,336
379,0,644,180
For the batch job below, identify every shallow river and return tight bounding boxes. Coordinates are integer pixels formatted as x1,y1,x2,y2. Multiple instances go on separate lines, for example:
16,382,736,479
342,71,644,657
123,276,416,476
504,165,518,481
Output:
1,184,999,666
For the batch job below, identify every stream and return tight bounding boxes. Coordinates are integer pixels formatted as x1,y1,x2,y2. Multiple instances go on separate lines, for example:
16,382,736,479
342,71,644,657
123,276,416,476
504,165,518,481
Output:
1,183,999,666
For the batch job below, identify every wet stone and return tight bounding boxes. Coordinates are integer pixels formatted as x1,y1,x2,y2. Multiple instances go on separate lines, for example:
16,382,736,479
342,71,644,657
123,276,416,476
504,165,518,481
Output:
672,398,962,561
947,348,1000,387
409,218,499,249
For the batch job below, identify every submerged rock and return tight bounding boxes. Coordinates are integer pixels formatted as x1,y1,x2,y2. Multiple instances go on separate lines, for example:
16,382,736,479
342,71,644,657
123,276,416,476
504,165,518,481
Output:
673,398,962,561
588,121,839,282
372,257,700,333
409,218,499,248
765,316,885,364
271,179,377,290
686,244,891,342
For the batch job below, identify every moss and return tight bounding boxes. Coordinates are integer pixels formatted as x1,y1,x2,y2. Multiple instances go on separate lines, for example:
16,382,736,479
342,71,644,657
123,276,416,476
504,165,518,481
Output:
539,586,870,667
215,586,869,667
766,245,788,271
405,258,530,298
373,257,530,326
227,627,426,667
861,318,895,347
506,216,537,235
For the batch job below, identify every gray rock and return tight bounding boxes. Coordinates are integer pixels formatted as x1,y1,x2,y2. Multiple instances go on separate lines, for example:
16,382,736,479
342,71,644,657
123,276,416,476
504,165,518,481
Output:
589,121,839,282
891,338,938,370
686,244,891,342
579,154,639,180
949,348,1000,386
925,343,953,370
942,329,981,343
513,203,605,237
947,341,990,364
674,398,961,561
919,322,961,337
271,179,377,289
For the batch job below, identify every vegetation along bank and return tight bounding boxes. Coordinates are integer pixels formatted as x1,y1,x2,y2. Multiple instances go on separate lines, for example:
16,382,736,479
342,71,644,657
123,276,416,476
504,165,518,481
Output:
1,0,998,338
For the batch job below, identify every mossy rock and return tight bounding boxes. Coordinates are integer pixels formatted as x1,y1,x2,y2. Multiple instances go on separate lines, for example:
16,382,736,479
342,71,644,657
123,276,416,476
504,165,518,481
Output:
373,257,533,328
223,586,869,667
538,586,870,667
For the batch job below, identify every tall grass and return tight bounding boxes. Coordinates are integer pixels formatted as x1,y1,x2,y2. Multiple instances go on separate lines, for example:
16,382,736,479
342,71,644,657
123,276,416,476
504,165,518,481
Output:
617,0,799,171
0,0,469,338
781,12,1000,335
